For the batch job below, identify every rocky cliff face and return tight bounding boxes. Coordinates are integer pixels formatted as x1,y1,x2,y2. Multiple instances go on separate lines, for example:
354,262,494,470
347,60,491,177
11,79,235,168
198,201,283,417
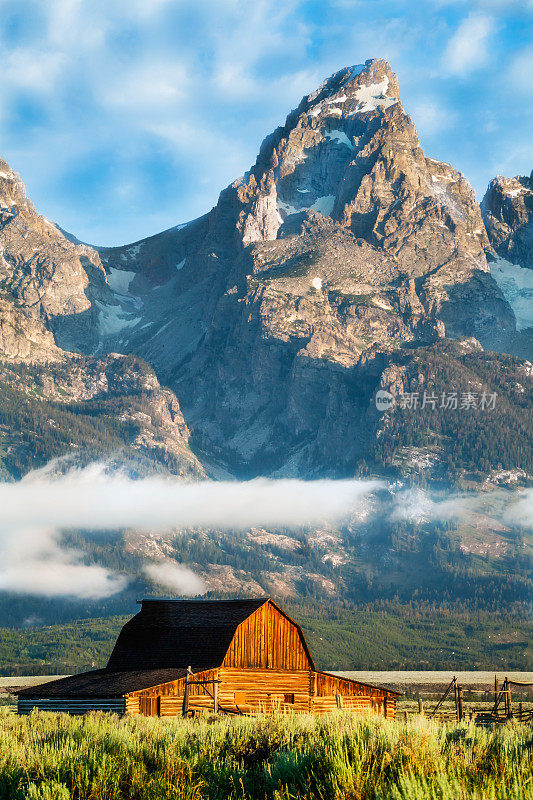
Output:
482,170,533,268
0,159,108,360
481,171,533,338
0,161,200,477
0,59,530,481
92,59,516,474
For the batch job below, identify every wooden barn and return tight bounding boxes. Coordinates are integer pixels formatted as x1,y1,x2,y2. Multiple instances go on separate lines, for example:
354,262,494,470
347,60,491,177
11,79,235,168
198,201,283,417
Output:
17,598,399,717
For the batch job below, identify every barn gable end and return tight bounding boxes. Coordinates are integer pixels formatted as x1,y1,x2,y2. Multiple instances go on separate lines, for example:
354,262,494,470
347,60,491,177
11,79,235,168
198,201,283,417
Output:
222,600,314,670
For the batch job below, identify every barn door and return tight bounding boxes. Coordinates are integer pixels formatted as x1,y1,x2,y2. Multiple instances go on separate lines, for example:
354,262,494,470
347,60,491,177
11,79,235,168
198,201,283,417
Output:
139,696,160,716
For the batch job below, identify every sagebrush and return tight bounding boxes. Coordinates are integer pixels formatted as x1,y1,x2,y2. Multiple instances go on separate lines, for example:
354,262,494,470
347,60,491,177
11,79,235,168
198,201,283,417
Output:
1,710,532,799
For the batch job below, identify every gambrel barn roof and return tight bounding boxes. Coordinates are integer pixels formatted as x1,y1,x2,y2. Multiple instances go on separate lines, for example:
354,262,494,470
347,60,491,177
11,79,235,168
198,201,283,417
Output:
106,598,314,672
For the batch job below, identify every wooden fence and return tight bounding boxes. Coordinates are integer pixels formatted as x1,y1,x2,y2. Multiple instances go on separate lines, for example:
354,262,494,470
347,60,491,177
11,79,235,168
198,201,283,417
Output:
421,676,533,724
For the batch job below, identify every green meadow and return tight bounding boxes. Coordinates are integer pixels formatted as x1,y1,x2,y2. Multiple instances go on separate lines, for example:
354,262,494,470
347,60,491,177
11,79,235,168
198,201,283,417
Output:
0,710,531,800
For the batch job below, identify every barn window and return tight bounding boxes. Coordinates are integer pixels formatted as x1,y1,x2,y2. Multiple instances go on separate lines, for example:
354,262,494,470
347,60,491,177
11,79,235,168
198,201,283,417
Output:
234,691,246,706
284,693,295,704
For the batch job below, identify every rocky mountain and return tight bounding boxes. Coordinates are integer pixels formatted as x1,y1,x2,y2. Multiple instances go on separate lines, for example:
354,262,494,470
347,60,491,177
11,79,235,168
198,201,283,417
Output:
0,158,108,361
0,160,203,478
481,170,533,339
0,59,531,627
93,59,524,477
0,58,531,483
0,356,204,481
482,170,533,269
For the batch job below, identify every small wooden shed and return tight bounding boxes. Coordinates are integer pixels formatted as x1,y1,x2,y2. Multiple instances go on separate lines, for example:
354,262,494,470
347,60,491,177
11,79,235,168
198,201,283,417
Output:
17,598,399,717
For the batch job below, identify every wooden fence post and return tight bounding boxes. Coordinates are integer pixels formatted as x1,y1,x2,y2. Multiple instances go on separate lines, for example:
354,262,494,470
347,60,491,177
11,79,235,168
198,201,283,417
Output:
182,667,191,717
503,678,508,718
506,678,512,719
213,676,219,714
418,697,424,716
457,686,464,722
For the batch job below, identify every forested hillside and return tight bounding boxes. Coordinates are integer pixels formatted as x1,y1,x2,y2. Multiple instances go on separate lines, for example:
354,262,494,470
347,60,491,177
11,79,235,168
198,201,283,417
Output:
0,602,530,675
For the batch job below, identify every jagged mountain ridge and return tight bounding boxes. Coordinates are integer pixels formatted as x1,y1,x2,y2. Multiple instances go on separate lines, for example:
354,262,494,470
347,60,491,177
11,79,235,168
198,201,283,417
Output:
95,59,521,475
0,58,531,481
482,170,533,269
0,157,105,361
481,171,533,338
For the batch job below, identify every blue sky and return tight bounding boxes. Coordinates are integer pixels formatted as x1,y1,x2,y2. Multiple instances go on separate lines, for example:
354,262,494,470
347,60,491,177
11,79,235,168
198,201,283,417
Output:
0,0,531,246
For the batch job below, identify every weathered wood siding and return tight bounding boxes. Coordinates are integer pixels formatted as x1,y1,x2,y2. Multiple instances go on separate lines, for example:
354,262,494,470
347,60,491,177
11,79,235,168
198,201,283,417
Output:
222,601,312,670
310,672,392,715
129,669,310,715
130,669,217,716
125,695,140,715
218,668,311,713
312,672,397,717
128,668,397,718
384,697,397,719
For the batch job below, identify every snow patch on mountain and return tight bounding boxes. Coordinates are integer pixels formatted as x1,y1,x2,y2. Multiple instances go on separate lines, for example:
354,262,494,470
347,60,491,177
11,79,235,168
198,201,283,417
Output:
490,256,533,331
277,200,300,217
107,268,135,295
349,77,397,114
326,130,354,149
96,300,141,336
311,195,335,215
278,195,336,219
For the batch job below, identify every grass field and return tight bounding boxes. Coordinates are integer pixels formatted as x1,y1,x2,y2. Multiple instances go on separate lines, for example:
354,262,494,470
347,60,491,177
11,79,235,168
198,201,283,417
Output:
0,710,532,799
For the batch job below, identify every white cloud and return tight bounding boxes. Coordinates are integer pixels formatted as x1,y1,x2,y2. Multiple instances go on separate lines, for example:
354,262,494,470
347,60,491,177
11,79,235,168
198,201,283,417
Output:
3,48,66,92
0,461,381,598
0,525,127,599
0,0,527,246
144,561,206,595
506,46,533,95
101,60,190,111
434,0,532,9
0,558,126,599
0,462,531,599
390,487,533,530
442,13,494,74
503,488,533,530
0,464,382,531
